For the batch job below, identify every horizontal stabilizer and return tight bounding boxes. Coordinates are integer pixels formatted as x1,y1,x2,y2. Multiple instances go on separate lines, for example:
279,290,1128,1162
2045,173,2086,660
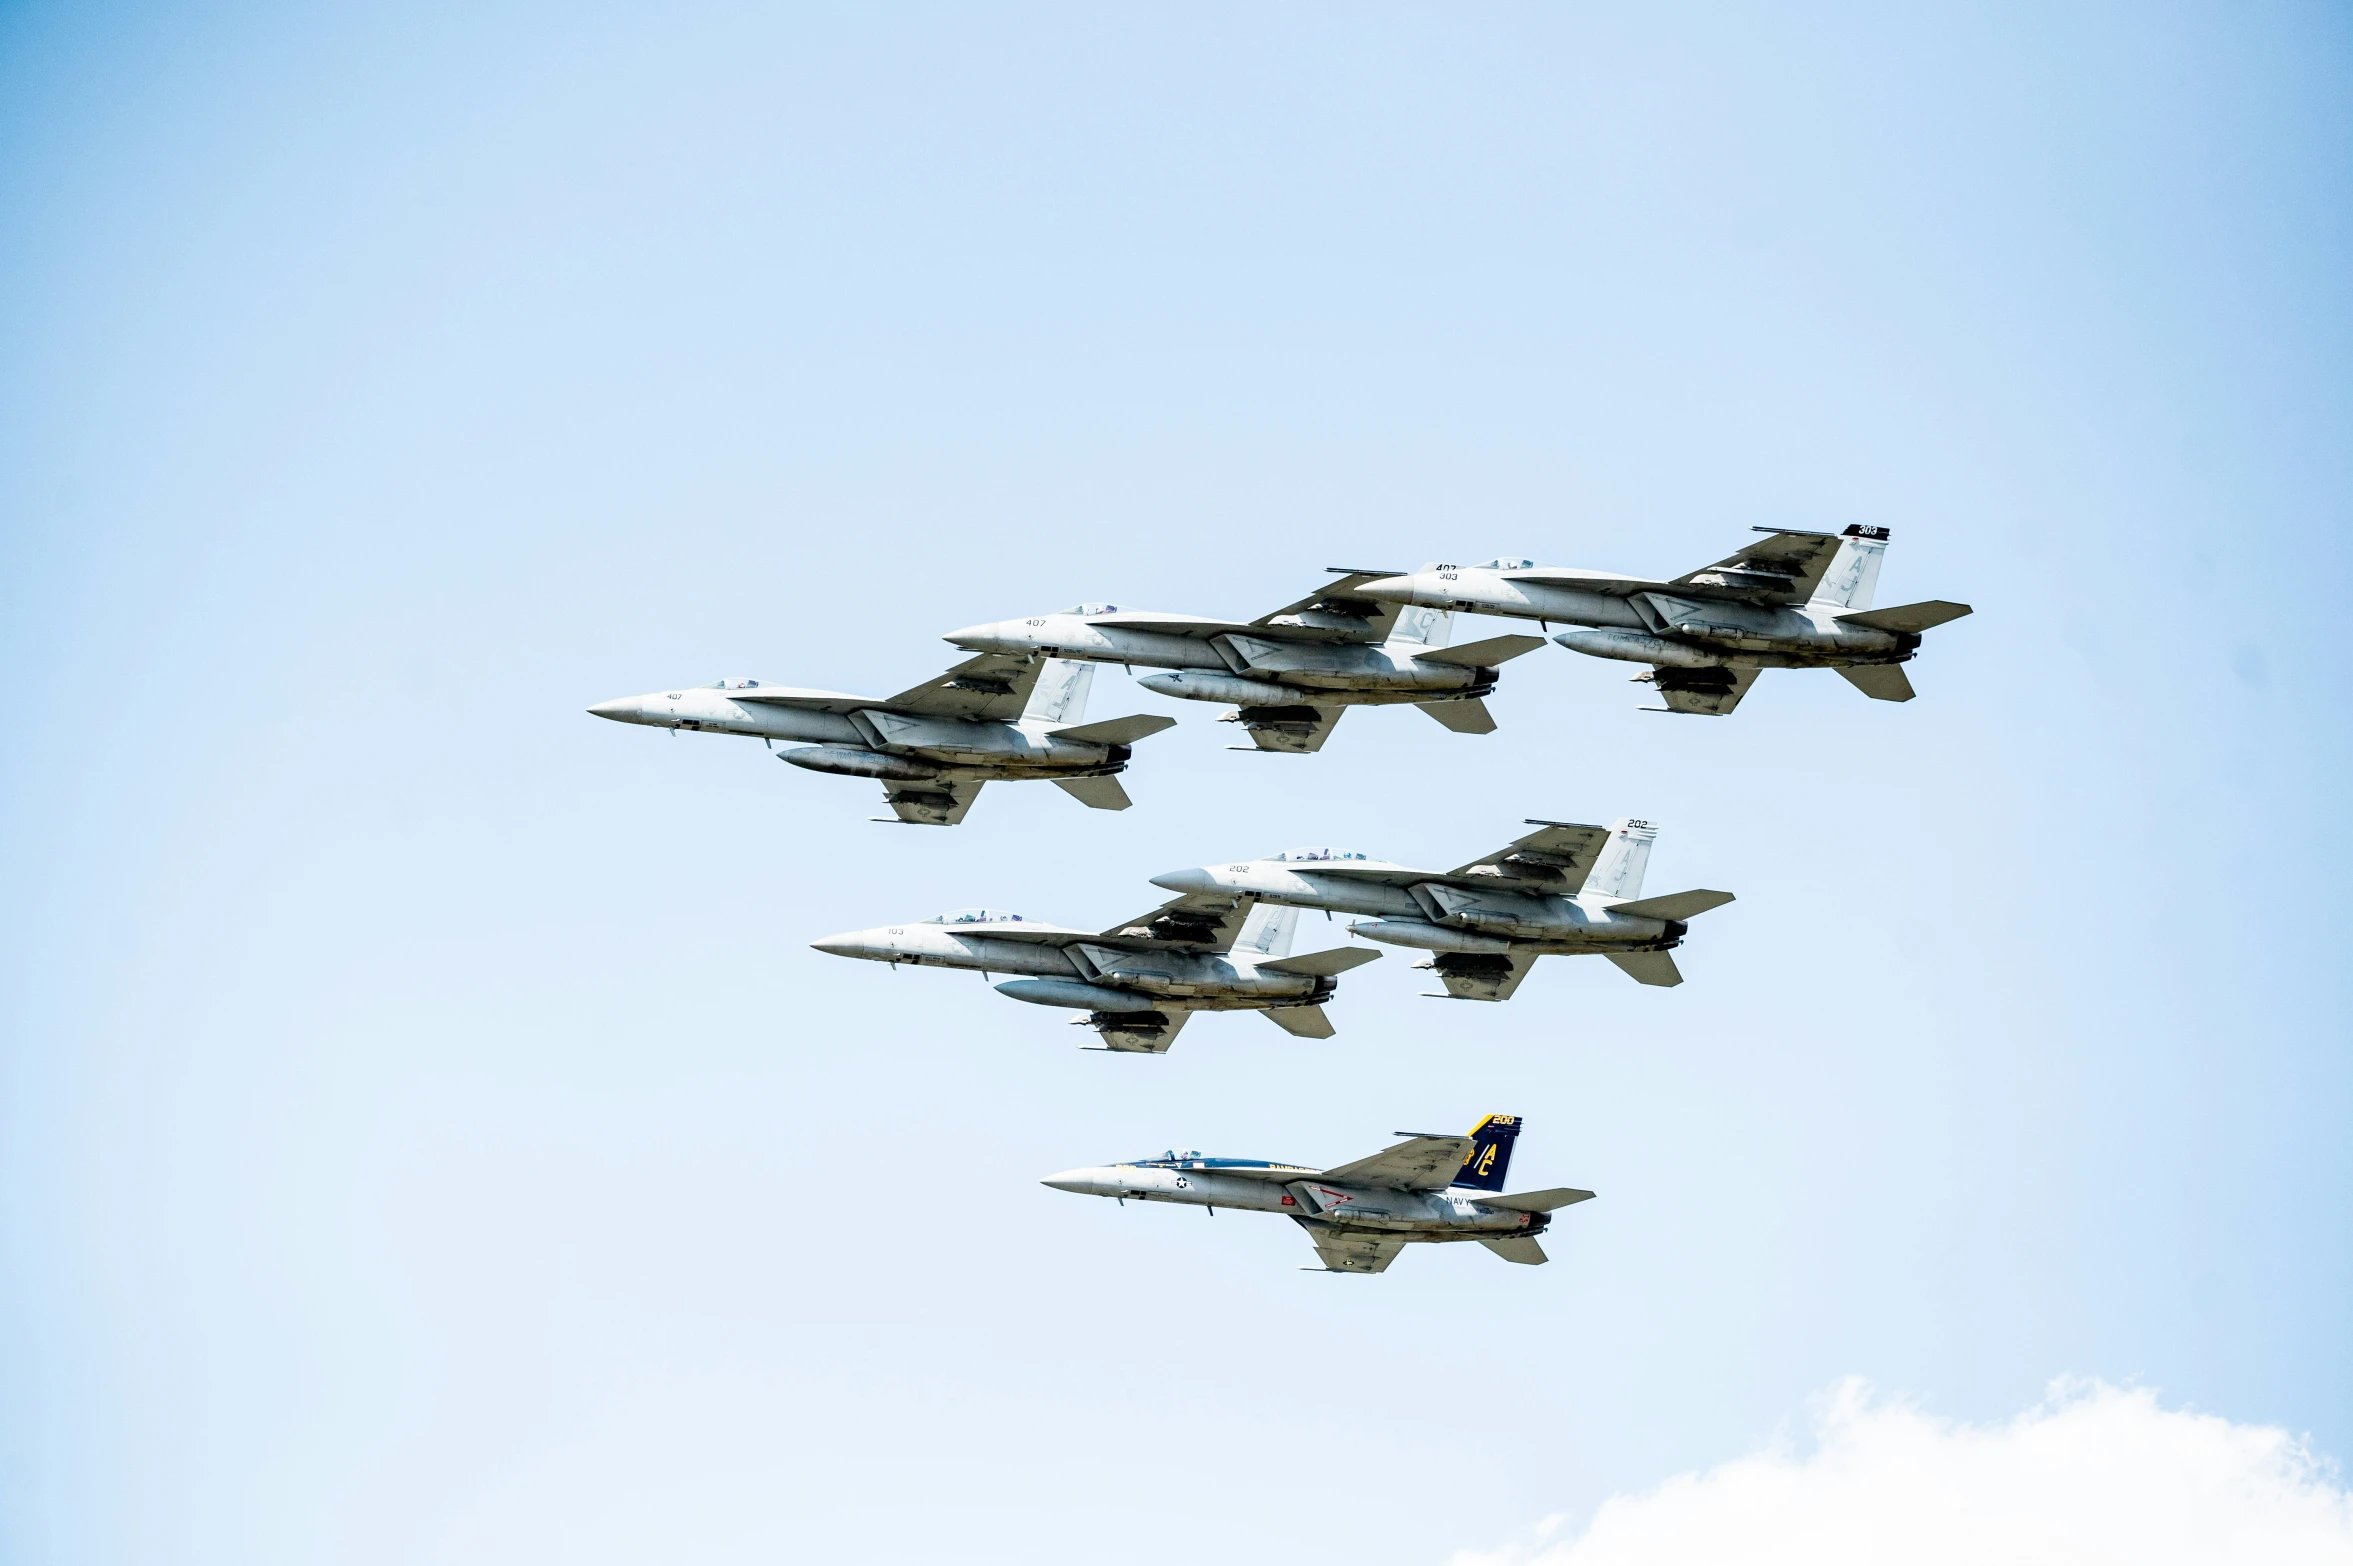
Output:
1478,1235,1549,1265
1049,713,1178,745
1263,1004,1335,1039
1419,697,1496,735
1606,950,1683,987
1607,888,1735,921
1480,1187,1595,1214
1052,775,1133,811
1836,599,1972,635
1412,633,1548,668
1836,663,1916,702
1259,946,1382,978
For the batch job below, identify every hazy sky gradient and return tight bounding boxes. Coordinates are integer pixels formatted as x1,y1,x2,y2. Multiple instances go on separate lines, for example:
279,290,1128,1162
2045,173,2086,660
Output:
3,4,2349,1563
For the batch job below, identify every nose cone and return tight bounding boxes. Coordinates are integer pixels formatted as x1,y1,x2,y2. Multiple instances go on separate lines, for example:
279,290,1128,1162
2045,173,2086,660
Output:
1353,574,1418,605
1148,867,1216,894
944,620,1022,653
587,696,644,722
1041,1168,1110,1196
810,930,878,960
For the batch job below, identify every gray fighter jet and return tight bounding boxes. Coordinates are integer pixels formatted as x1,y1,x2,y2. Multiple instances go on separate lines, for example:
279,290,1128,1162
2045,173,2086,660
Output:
810,898,1379,1052
1151,817,1732,999
588,655,1173,825
943,572,1547,753
1355,526,1970,715
1043,1114,1593,1273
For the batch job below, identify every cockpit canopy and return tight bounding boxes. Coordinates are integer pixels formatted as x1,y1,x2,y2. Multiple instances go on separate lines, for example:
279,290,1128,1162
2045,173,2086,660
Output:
702,677,764,690
1476,558,1535,570
1060,603,1120,616
924,908,1027,925
1130,1150,1203,1165
1269,847,1367,863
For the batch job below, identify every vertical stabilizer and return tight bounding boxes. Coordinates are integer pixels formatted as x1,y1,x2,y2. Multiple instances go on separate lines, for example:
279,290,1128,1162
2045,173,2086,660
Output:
1387,604,1454,649
1585,818,1658,900
1451,1114,1521,1191
1812,525,1889,610
1025,659,1095,724
1233,903,1299,959
1383,562,1455,648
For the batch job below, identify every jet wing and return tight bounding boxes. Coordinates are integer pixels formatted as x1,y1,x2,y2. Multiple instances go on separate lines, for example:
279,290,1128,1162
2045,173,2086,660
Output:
1320,1133,1476,1192
879,652,1045,722
1671,528,1844,605
1444,820,1612,891
1247,573,1402,643
1640,665,1760,716
1300,1225,1407,1275
1096,894,1258,951
876,779,984,827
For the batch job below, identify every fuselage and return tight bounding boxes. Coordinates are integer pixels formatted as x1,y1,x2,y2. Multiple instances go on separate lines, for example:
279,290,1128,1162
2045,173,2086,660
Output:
1150,857,1684,956
1042,1156,1548,1241
809,916,1332,1010
1356,568,1914,669
945,613,1495,703
588,683,1129,778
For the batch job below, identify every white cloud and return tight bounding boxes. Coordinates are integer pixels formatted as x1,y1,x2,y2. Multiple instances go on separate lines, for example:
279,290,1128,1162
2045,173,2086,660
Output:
1451,1379,2353,1566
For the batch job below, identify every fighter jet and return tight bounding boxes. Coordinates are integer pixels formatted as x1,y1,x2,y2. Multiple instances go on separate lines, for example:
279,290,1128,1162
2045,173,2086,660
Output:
809,898,1379,1052
1151,817,1731,999
1043,1114,1592,1273
588,654,1174,825
1355,526,1971,715
942,572,1547,753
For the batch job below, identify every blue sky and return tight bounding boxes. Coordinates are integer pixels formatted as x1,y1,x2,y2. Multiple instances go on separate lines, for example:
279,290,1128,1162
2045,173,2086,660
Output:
2,4,2348,1562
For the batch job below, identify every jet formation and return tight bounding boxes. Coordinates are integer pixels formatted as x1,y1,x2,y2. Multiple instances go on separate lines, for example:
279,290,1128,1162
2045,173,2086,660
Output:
592,526,1965,821
811,812,1724,1042
1045,1114,1592,1273
592,524,1970,1276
